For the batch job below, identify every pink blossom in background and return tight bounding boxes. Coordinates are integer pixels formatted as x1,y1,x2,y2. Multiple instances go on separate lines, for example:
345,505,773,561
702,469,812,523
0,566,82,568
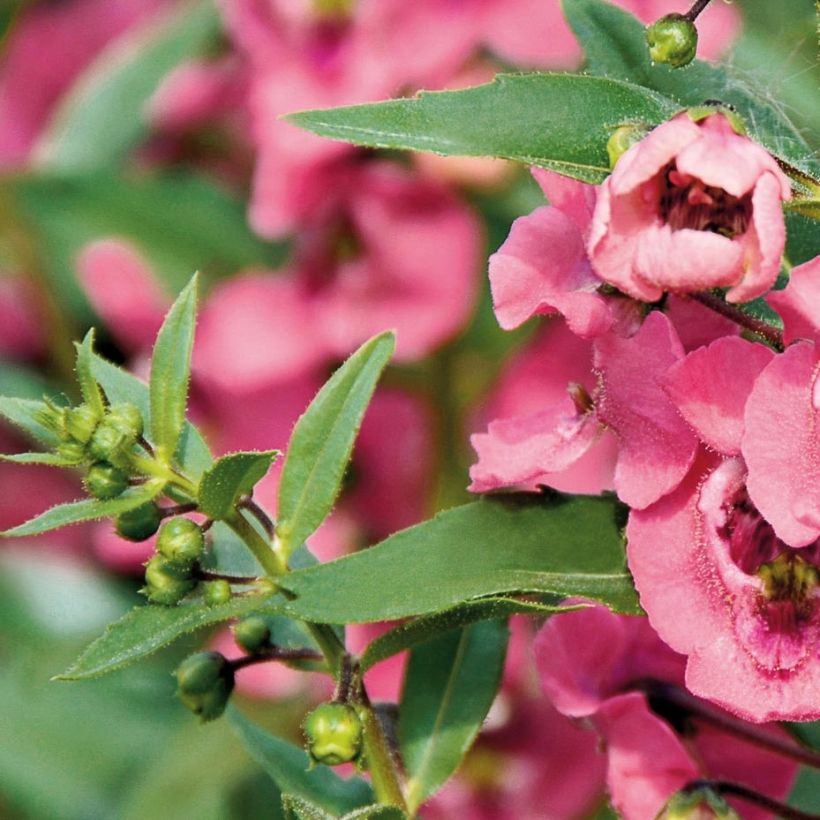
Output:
588,112,791,304
471,311,697,508
0,0,171,167
536,605,798,818
0,276,44,360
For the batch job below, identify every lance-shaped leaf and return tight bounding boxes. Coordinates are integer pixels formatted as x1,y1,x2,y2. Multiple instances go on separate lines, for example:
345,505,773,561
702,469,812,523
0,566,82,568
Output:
280,494,639,623
361,597,577,672
149,274,198,462
563,0,816,177
0,397,59,447
0,452,80,466
277,332,395,558
58,592,283,680
1,479,165,538
400,620,508,811
74,329,105,417
198,451,279,520
287,73,677,184
282,796,405,820
90,352,212,478
229,708,374,814
35,0,221,172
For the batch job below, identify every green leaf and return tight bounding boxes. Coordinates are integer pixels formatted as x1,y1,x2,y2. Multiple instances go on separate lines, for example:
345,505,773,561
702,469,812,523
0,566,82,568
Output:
400,620,508,810
287,73,677,183
0,452,80,466
1,479,165,538
58,592,283,680
90,352,212,479
563,0,815,175
342,808,405,820
361,597,576,672
35,0,221,172
5,172,282,321
281,494,639,623
277,332,395,557
0,396,59,447
74,329,105,416
282,795,334,820
198,450,279,520
150,275,198,462
228,708,374,814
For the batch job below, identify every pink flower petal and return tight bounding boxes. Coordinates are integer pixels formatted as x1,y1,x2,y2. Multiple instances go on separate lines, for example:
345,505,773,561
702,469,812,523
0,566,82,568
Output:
664,336,774,455
767,255,820,344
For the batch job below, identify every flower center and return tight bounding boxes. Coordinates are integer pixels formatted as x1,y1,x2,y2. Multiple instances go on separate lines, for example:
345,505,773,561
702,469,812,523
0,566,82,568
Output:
658,165,752,237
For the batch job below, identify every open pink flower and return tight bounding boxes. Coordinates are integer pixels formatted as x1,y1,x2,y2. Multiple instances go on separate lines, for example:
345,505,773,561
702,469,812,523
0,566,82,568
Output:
471,311,697,509
589,112,791,304
536,605,798,818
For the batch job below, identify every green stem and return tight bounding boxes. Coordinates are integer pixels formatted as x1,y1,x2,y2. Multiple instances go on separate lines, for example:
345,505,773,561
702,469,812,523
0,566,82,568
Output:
226,512,287,578
130,454,198,497
360,704,408,809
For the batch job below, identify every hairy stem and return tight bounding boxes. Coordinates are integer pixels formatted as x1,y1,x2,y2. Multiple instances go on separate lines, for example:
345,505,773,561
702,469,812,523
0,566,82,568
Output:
688,291,784,350
683,0,713,22
238,495,275,537
231,647,325,671
685,779,820,820
226,511,287,578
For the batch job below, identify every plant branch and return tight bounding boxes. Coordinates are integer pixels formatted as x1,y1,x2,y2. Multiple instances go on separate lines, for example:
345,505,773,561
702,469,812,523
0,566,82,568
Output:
685,779,820,820
238,495,275,538
230,647,325,671
683,0,713,22
226,511,287,578
688,291,784,350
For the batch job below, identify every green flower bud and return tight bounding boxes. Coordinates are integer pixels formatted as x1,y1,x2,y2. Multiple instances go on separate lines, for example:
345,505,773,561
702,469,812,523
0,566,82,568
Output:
606,123,651,168
659,787,740,819
202,579,232,606
142,555,196,605
116,502,162,541
107,402,144,440
157,517,204,568
56,439,87,464
646,14,698,68
35,399,69,439
175,651,235,722
302,703,364,766
88,420,130,463
65,404,100,444
233,616,271,654
84,461,129,500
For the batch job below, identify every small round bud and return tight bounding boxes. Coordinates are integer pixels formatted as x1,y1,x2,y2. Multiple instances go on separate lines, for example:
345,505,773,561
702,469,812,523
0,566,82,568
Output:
88,419,130,463
115,502,162,541
107,402,144,440
606,123,651,168
65,404,99,444
57,439,87,464
84,461,129,500
202,579,231,606
302,703,364,766
157,518,204,568
175,651,235,722
233,616,271,654
646,14,698,68
143,555,196,605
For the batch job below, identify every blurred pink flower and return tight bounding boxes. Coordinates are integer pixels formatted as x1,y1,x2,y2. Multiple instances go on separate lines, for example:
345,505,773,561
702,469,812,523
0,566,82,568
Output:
0,0,171,167
0,276,44,360
588,112,791,304
471,311,697,508
536,604,798,818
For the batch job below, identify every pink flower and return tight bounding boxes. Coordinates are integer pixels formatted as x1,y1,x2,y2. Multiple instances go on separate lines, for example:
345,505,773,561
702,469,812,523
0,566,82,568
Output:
0,276,44,361
0,0,170,167
471,311,697,509
535,605,798,818
588,112,791,304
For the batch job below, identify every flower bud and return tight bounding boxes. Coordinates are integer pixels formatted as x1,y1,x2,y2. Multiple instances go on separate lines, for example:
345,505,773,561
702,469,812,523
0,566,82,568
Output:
107,402,144,440
646,14,698,68
35,400,69,439
606,123,651,168
659,787,740,819
57,439,87,464
302,703,364,766
88,420,130,463
202,579,231,607
115,502,162,541
65,404,100,445
233,616,271,654
175,651,235,722
84,461,129,500
157,517,204,568
142,555,196,605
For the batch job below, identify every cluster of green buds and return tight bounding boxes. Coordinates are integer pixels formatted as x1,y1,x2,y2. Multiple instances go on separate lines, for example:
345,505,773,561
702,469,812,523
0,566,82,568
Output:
142,517,208,606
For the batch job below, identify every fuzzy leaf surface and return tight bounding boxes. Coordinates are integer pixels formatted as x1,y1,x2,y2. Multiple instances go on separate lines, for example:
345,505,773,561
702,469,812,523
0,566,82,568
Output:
400,620,508,810
287,73,677,183
74,329,105,416
277,332,395,556
150,275,198,461
1,479,165,538
198,451,279,520
281,495,639,623
0,397,59,448
59,593,283,680
229,709,373,814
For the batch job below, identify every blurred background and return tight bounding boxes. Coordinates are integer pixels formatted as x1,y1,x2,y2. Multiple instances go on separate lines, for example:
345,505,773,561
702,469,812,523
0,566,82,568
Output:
0,0,817,817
